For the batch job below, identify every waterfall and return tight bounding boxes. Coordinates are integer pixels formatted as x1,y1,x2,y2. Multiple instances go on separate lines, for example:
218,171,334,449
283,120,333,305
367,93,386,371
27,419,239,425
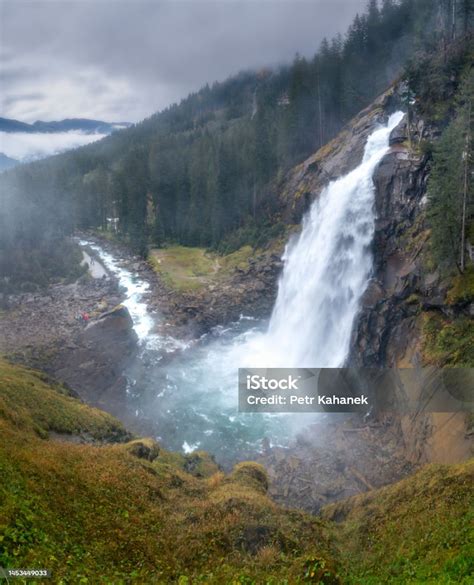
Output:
80,112,404,457
243,112,404,368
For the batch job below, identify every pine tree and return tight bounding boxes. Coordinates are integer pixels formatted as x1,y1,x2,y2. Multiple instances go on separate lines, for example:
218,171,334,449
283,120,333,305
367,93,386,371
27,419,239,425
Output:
460,0,474,32
428,70,474,273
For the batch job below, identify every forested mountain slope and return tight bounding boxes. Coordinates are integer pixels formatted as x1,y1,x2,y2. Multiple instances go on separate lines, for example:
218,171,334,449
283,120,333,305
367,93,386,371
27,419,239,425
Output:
1,0,472,284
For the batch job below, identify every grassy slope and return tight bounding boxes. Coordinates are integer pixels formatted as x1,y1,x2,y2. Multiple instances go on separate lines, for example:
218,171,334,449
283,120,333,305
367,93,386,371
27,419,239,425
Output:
0,360,338,584
1,360,472,584
322,461,474,584
149,246,221,291
0,361,130,442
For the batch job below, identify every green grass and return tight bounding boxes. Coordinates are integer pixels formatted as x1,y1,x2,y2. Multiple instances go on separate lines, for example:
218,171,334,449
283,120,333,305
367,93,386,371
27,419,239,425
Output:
1,359,472,584
0,360,339,584
322,461,474,584
218,245,254,275
149,245,255,292
149,246,219,291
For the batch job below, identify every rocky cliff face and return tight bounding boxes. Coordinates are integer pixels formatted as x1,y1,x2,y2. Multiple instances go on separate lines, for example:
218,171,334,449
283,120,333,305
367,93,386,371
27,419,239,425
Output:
347,106,473,369
270,86,432,369
276,89,398,225
269,87,473,467
270,84,463,371
349,116,432,367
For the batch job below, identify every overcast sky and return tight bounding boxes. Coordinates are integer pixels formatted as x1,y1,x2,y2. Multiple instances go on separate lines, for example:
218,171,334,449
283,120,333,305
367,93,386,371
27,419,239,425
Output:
0,0,367,124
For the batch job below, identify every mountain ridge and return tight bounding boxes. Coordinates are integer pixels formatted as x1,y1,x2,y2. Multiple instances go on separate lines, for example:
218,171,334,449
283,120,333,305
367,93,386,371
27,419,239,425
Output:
0,116,131,135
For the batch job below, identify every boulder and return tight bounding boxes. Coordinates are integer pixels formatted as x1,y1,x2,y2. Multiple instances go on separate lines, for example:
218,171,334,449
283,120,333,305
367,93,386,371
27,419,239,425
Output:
83,304,135,343
124,438,161,462
50,305,138,410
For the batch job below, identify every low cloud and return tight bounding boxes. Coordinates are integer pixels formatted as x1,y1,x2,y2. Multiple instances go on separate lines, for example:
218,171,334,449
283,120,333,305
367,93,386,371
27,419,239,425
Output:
0,130,107,161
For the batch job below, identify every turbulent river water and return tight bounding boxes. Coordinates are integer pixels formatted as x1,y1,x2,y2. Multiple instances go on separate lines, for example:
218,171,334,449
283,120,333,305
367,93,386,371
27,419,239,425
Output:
83,112,403,463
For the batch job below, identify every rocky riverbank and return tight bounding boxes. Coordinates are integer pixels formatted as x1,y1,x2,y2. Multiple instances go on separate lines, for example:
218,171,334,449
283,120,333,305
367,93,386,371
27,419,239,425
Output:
257,415,416,513
0,242,139,413
77,232,284,338
147,245,284,337
0,271,123,365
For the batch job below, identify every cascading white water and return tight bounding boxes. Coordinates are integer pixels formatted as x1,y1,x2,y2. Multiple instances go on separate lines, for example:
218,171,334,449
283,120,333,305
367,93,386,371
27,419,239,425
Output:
240,112,404,368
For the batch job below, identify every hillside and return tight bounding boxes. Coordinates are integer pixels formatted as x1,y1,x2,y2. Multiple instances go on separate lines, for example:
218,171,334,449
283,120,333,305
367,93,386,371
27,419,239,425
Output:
0,360,472,583
1,0,465,272
1,2,473,583
0,360,339,583
322,459,474,584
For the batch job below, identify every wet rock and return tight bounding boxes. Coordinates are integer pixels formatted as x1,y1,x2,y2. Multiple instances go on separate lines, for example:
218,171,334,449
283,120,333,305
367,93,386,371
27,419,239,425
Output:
389,114,408,145
349,117,430,367
83,304,135,342
360,280,385,308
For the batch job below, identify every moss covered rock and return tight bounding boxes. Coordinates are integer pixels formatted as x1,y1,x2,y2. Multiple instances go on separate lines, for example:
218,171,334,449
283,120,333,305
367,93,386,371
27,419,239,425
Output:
229,461,269,494
122,438,161,461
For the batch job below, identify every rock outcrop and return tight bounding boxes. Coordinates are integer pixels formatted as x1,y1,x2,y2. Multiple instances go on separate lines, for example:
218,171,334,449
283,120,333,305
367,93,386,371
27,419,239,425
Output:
149,250,284,337
276,88,398,225
51,304,138,411
349,137,431,367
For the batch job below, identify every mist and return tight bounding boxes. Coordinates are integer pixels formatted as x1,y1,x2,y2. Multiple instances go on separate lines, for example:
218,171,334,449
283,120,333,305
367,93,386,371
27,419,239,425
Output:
0,130,107,161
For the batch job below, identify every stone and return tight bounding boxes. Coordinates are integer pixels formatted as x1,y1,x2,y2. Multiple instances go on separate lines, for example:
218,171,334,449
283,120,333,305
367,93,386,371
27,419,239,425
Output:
50,304,138,410
389,115,408,145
